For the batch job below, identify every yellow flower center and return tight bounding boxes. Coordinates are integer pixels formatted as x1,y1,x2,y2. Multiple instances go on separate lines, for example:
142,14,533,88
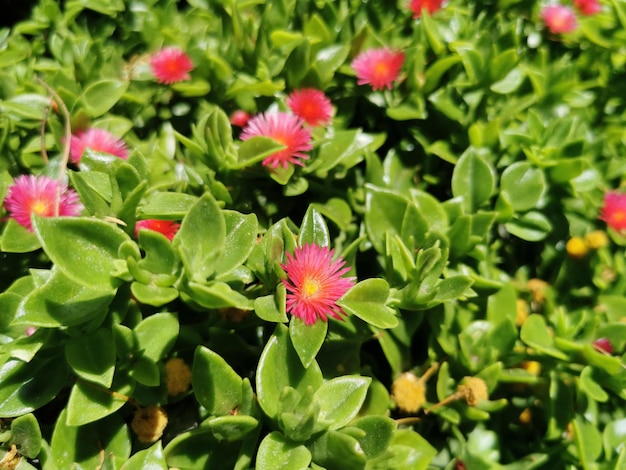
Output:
302,278,320,298
373,61,389,78
31,199,50,216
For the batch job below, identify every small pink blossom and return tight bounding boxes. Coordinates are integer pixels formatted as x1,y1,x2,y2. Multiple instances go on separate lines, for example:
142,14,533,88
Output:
150,47,194,85
541,5,578,34
574,0,601,15
286,88,333,126
230,110,252,128
3,175,83,231
281,244,355,325
599,191,626,232
69,128,128,164
240,112,313,169
409,0,444,18
135,219,181,241
351,48,405,91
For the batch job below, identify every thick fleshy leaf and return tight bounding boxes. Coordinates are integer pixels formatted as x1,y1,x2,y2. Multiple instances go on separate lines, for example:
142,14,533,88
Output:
234,136,286,169
254,288,289,323
451,150,495,213
163,428,241,469
500,162,546,212
192,346,243,416
32,216,130,291
309,430,367,469
505,211,552,242
134,312,179,362
9,413,42,459
256,432,311,470
13,268,114,327
0,355,68,417
174,193,225,282
520,314,568,360
337,279,397,329
205,415,259,441
256,324,323,420
65,328,116,387
81,79,129,117
51,409,131,468
351,416,397,459
0,219,41,253
290,316,328,368
139,192,198,219
120,441,167,470
66,374,134,426
299,206,330,247
314,376,371,430
185,281,254,310
218,211,259,276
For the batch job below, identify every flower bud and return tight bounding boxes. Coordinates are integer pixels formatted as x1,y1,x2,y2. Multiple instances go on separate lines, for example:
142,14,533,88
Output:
131,406,168,443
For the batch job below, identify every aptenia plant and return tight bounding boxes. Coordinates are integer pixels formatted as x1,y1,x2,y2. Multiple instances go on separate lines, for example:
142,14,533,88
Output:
1,0,626,468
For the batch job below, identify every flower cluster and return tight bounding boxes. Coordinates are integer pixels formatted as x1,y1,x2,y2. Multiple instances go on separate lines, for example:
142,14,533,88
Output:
541,0,601,34
408,0,444,19
150,47,194,84
135,219,181,241
599,191,626,232
69,128,128,164
351,47,405,91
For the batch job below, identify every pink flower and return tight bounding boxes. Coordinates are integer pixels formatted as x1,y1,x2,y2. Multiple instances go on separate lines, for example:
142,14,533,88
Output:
230,110,252,128
541,5,578,34
409,0,444,18
135,219,181,241
69,128,128,164
574,0,601,15
3,175,83,231
286,88,333,126
150,47,194,85
351,48,405,91
599,191,626,232
281,244,355,325
240,112,313,169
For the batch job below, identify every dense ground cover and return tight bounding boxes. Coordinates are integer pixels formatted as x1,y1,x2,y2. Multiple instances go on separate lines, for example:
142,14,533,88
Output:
1,0,626,468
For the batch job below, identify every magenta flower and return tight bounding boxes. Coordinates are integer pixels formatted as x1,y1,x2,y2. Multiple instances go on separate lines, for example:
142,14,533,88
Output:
351,47,405,91
574,0,601,15
3,175,83,231
240,112,313,169
135,219,181,241
281,244,355,325
599,191,626,232
69,128,128,164
593,338,614,354
409,0,444,18
541,5,578,34
286,88,333,126
150,47,194,85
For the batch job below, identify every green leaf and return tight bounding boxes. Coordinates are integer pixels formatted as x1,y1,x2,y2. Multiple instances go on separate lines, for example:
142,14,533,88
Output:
51,409,131,468
139,192,198,219
65,328,116,388
9,413,42,459
163,427,240,470
256,324,323,420
233,136,285,169
0,219,41,253
254,288,289,323
290,317,328,369
205,415,258,441
185,281,253,310
13,268,114,327
500,162,546,212
219,211,259,277
32,216,130,291
192,346,243,416
520,314,568,360
309,430,367,470
451,150,495,213
364,185,409,253
256,432,311,470
314,376,371,430
174,193,225,282
66,374,134,426
120,441,167,470
0,355,68,417
351,416,396,459
134,312,179,362
505,211,552,242
337,279,397,329
299,206,330,247
81,79,128,117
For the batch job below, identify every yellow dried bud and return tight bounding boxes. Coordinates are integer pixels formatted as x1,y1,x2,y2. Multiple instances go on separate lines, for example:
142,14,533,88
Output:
165,358,192,396
584,230,609,250
566,237,588,259
520,360,541,376
0,444,19,470
519,407,532,425
391,372,426,414
457,377,488,406
131,406,168,444
527,278,548,304
516,299,529,327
